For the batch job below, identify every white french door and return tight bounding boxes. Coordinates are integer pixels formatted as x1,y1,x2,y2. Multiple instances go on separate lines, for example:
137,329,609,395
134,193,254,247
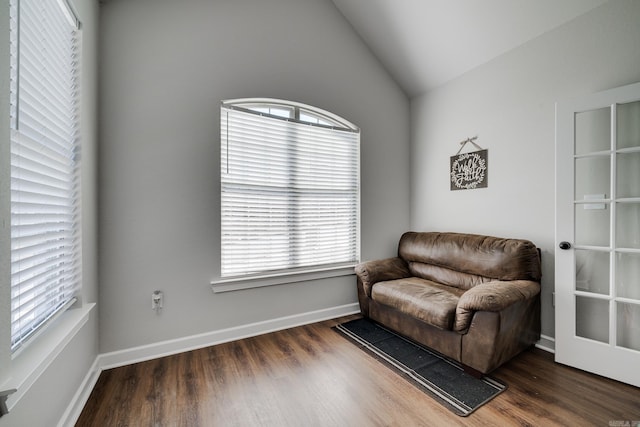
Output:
555,81,640,388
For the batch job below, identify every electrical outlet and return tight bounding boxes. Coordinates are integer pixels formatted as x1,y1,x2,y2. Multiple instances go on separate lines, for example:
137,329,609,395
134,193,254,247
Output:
152,290,163,311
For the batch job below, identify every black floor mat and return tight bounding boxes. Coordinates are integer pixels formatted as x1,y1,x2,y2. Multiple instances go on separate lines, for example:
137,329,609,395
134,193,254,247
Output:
335,317,506,416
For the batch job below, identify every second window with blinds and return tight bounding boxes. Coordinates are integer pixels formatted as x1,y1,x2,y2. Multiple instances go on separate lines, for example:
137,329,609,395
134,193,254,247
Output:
219,99,360,283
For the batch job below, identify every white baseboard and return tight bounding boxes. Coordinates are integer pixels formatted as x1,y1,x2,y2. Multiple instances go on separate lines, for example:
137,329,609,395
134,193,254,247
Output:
58,303,360,426
98,302,360,370
535,334,556,353
57,356,102,427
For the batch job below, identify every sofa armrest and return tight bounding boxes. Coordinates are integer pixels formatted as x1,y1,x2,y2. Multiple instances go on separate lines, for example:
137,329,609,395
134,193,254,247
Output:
355,257,411,297
454,280,540,333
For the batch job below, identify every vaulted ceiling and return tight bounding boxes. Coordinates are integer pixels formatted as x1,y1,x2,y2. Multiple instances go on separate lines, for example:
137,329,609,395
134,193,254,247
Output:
332,0,609,97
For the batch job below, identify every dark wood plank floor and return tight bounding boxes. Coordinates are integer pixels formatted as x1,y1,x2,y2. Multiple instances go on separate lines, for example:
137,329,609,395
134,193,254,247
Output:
76,315,640,426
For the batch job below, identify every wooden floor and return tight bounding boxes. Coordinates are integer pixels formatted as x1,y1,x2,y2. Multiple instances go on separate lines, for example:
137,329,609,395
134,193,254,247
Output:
77,315,640,426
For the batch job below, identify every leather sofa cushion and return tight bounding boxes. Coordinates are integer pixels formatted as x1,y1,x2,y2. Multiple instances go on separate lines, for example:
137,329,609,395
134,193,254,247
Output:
371,277,464,330
398,231,542,282
408,262,490,291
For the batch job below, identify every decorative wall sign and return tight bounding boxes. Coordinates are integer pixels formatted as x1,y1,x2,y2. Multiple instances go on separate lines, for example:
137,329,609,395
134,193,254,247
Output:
450,137,488,190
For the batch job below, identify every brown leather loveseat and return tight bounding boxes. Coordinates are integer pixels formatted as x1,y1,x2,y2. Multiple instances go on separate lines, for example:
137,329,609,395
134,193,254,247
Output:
355,231,541,375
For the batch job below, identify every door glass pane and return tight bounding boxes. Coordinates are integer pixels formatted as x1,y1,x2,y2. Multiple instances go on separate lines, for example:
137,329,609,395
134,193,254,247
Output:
575,205,610,247
616,151,640,198
575,107,611,155
617,101,640,150
617,252,640,299
576,296,609,343
617,302,640,351
616,203,640,249
576,250,609,295
575,156,610,200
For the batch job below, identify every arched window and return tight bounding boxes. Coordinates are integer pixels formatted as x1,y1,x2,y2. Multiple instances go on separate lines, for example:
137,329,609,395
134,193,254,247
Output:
219,99,360,279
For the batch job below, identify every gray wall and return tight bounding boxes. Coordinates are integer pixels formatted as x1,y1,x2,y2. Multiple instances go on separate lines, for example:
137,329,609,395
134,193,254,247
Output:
0,0,100,425
99,0,410,352
410,0,640,339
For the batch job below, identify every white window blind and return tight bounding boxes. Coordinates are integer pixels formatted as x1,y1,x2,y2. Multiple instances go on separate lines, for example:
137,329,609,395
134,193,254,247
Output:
9,0,81,351
221,100,360,278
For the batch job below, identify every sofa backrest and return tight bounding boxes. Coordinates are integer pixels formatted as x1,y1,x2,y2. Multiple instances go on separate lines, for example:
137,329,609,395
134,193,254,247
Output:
398,232,541,290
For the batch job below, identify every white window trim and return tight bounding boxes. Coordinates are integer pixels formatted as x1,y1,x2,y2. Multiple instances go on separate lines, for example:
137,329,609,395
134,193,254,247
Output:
226,98,359,131
2,303,94,412
211,264,356,293
1,0,87,412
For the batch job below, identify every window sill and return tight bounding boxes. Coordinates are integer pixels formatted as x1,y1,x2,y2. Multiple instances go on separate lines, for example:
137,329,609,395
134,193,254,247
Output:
211,265,356,293
1,303,95,412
